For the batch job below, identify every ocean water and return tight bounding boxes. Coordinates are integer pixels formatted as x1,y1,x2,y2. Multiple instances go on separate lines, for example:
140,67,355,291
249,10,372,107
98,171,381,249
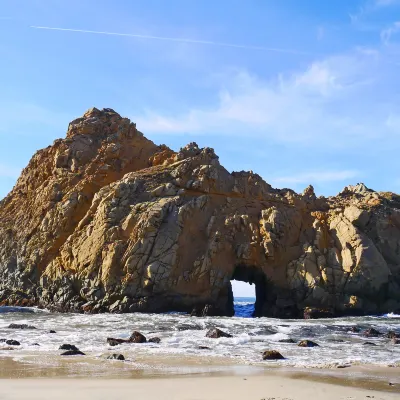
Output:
0,301,399,375
234,297,256,318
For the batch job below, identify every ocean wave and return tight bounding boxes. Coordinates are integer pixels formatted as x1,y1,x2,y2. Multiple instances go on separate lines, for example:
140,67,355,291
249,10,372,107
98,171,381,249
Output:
385,312,400,318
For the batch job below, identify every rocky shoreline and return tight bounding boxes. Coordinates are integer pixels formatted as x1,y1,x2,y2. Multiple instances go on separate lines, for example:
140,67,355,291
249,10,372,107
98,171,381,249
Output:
1,108,400,318
1,319,399,364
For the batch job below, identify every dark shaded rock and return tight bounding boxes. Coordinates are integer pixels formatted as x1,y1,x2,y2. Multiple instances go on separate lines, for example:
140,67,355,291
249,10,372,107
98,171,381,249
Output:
363,342,377,346
6,340,20,346
0,339,6,342
206,328,232,338
107,332,147,346
191,304,227,317
8,323,36,330
177,324,202,331
363,328,381,337
262,350,285,360
278,338,296,343
198,346,211,350
387,331,399,339
298,340,319,347
337,364,351,369
107,338,126,346
31,343,40,346
148,337,161,343
61,350,85,356
59,344,79,351
303,308,334,319
392,339,400,345
348,326,361,333
49,330,56,333
327,338,345,343
129,331,147,343
107,353,125,360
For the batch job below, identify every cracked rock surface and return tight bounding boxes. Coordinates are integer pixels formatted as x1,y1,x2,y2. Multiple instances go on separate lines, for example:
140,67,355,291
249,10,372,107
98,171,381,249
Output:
1,108,400,318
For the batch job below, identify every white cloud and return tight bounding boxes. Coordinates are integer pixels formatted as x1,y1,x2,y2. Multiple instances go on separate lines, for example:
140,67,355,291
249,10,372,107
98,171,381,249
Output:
132,49,390,147
269,170,360,186
0,164,21,179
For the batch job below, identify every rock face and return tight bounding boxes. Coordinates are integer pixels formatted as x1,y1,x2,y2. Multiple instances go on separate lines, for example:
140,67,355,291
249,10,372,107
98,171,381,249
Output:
1,108,400,318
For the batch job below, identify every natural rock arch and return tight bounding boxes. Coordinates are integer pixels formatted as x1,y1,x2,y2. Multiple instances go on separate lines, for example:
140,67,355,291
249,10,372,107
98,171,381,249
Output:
0,108,399,318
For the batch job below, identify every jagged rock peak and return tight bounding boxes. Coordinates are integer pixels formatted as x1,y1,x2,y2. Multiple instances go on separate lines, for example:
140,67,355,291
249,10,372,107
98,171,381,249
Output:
67,107,135,139
176,142,219,163
339,182,373,196
302,184,316,200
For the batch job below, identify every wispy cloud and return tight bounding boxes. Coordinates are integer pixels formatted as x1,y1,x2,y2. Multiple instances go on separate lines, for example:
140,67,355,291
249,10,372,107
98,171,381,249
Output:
350,0,400,26
30,26,311,55
132,49,390,147
270,170,360,185
381,21,400,44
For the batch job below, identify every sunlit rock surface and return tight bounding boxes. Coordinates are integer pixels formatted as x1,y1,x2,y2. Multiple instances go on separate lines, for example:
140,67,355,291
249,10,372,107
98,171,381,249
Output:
1,108,400,318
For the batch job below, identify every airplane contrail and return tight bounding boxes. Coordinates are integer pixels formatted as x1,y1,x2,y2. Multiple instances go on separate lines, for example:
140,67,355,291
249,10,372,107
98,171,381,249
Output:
30,25,310,55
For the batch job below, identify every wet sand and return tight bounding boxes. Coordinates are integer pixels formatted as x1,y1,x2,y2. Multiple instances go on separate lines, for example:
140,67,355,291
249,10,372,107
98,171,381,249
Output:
0,355,399,397
0,375,399,400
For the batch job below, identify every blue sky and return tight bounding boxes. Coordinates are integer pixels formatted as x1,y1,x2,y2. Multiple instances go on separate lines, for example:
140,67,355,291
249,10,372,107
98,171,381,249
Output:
1,0,400,296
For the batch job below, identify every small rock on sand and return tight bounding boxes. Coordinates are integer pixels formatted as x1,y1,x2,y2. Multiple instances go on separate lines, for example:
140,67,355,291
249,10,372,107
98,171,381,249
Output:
262,350,285,360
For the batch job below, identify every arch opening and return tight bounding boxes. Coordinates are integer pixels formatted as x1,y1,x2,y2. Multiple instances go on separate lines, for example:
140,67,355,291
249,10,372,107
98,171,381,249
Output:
230,265,267,317
231,280,255,317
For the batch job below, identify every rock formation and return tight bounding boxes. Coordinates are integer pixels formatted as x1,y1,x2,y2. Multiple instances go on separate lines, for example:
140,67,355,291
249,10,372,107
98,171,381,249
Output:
1,108,400,318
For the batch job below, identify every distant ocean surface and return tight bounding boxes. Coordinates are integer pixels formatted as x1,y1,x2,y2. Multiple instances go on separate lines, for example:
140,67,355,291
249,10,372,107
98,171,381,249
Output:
234,297,256,318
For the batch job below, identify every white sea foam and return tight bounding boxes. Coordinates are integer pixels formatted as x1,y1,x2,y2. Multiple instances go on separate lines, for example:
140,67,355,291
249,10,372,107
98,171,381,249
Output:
0,310,399,370
385,312,400,318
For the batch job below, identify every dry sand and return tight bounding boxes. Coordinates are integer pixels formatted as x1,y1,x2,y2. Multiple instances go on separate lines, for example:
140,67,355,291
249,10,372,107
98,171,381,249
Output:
0,375,399,400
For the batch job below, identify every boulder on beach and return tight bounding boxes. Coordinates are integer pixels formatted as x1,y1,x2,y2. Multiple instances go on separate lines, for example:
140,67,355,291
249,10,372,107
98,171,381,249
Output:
59,344,79,351
107,338,126,346
363,328,381,337
129,331,147,343
106,353,125,360
148,337,161,343
5,340,20,346
363,342,377,346
206,328,232,339
107,331,147,346
61,350,85,356
298,340,319,347
262,350,285,360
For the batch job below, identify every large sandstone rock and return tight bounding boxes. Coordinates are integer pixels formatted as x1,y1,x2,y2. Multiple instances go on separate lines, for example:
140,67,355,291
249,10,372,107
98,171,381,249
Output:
1,108,400,318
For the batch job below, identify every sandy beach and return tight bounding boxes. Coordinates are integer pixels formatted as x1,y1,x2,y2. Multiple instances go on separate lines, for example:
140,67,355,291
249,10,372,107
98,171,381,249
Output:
0,375,398,400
